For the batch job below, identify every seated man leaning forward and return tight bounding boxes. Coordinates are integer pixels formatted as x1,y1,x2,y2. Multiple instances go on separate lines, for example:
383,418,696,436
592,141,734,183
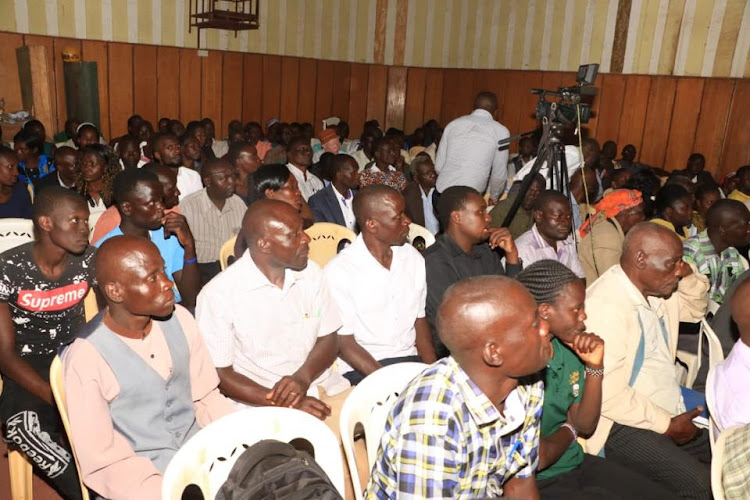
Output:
584,222,712,499
196,200,349,426
63,236,235,499
325,185,436,385
366,276,551,499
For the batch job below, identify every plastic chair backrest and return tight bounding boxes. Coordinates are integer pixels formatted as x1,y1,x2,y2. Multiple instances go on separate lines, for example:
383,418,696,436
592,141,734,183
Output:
700,318,725,372
407,223,435,248
50,356,91,500
706,367,720,449
305,222,356,267
708,299,720,316
162,407,345,500
0,218,34,254
712,425,742,500
339,362,427,499
219,235,237,271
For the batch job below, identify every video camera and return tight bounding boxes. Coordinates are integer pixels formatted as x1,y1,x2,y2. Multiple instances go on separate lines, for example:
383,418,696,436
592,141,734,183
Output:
531,63,599,126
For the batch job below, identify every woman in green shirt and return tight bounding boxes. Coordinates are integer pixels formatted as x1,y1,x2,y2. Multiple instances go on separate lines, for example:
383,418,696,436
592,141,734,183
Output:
518,260,676,499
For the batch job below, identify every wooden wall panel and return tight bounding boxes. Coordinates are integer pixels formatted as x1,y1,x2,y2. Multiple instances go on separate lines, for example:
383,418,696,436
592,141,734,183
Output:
315,60,334,133
279,57,299,123
81,40,111,139
720,80,750,177
347,63,369,139
297,58,317,126
595,73,627,146
366,65,388,128
23,35,57,139
221,52,244,135
133,45,158,126
663,78,704,170
178,49,201,124
640,77,677,168
501,72,527,144
107,43,133,138
422,68,444,125
440,69,465,125
693,79,734,173
331,61,351,122
518,71,543,136
486,70,508,118
261,56,282,126
242,54,263,125
385,66,407,131
200,51,223,129
52,37,82,133
156,47,180,123
617,76,651,156
404,67,426,133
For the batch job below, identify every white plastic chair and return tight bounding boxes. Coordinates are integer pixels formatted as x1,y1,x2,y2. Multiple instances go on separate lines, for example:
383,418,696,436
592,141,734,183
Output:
677,350,699,389
698,318,725,374
712,425,743,500
708,299,720,316
339,362,428,499
0,218,34,254
161,407,345,500
305,222,357,267
706,368,720,450
407,223,435,248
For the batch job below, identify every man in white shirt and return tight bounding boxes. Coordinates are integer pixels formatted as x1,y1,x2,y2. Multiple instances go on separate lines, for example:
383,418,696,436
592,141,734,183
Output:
403,155,439,234
308,155,359,232
584,222,711,498
197,200,348,425
325,185,436,384
286,137,324,201
435,91,510,203
153,132,202,201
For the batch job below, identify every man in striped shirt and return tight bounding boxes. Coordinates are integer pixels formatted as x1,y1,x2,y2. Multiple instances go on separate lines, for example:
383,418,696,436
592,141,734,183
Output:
367,276,551,499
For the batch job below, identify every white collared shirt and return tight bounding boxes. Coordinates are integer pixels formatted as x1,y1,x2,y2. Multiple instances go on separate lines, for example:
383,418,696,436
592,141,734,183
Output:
196,253,349,401
324,235,426,374
420,186,439,234
177,166,203,201
515,224,585,278
287,163,324,201
333,186,356,231
435,108,510,199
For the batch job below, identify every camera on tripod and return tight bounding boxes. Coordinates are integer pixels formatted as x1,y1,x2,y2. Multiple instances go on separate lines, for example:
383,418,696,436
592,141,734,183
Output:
531,63,599,126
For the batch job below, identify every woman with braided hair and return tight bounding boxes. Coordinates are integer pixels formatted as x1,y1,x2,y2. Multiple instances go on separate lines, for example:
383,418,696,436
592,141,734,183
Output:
518,260,675,499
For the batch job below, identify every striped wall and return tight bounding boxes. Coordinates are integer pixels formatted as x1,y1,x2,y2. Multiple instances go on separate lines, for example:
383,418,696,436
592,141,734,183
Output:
1,0,749,76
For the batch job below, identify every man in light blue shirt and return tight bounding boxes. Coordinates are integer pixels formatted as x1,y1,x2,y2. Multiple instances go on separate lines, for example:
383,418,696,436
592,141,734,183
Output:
97,169,200,307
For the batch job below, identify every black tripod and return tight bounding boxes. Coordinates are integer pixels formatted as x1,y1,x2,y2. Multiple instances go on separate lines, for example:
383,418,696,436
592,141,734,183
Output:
499,102,572,229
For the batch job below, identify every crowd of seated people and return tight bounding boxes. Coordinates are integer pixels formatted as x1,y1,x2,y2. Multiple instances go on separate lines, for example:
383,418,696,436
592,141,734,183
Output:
0,91,749,500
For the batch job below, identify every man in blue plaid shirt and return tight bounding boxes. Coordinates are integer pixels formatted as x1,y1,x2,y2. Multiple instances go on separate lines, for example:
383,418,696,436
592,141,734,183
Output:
366,275,551,499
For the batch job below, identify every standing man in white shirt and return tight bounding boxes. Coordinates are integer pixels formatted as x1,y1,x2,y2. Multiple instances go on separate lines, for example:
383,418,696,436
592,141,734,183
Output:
153,132,203,201
325,185,436,384
435,91,510,204
286,137,324,201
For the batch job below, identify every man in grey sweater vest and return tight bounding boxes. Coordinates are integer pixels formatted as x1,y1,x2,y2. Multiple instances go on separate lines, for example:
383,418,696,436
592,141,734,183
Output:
63,236,235,498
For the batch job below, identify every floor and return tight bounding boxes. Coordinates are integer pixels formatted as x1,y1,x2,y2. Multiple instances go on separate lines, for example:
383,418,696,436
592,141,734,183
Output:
0,440,62,500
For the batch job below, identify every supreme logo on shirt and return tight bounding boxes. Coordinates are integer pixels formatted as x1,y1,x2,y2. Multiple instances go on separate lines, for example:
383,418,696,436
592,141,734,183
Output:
17,282,89,312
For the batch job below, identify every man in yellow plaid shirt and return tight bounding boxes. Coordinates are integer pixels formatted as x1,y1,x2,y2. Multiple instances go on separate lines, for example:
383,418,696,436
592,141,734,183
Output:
366,275,552,499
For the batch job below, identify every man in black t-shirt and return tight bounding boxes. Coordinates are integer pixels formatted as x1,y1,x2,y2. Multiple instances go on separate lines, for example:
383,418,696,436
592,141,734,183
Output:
0,186,94,500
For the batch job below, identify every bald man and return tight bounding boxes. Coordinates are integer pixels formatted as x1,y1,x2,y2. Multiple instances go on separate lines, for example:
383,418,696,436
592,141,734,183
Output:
367,276,551,499
196,200,348,423
324,185,434,385
683,199,750,304
709,279,750,431
584,222,711,498
181,158,247,285
435,91,510,203
63,236,234,499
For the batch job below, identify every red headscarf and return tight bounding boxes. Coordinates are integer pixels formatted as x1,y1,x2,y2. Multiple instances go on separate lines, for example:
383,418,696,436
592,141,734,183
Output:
578,189,643,238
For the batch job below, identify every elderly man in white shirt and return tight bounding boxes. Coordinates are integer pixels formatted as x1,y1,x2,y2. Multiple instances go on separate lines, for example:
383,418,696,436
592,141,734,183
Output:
435,91,510,203
286,137,324,201
197,200,349,428
325,185,436,385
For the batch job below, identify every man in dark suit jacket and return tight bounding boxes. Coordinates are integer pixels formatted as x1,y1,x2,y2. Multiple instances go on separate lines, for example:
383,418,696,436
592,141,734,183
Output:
675,153,717,187
308,154,359,232
35,146,79,193
403,155,439,234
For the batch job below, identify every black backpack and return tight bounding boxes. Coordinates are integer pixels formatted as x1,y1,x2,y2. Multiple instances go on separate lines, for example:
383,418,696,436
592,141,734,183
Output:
214,439,343,500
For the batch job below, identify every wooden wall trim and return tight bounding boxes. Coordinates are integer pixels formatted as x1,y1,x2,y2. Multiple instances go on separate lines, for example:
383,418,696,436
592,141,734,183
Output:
1,31,748,178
